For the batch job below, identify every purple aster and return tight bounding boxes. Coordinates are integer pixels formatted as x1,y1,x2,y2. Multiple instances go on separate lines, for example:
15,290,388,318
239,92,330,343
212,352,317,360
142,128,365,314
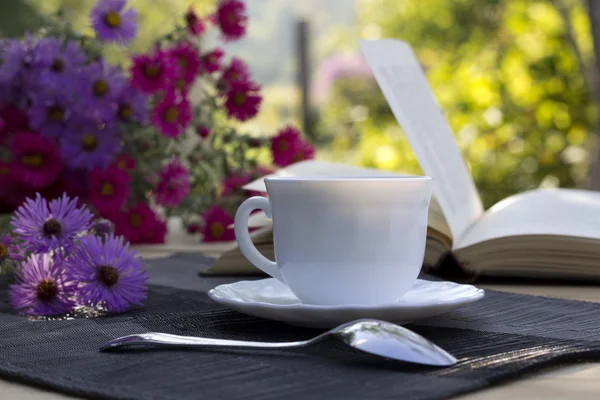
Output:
11,193,94,253
34,38,86,89
115,85,149,123
0,36,39,104
59,119,121,170
0,234,23,265
65,234,147,313
28,89,77,138
90,0,138,44
79,61,126,120
8,253,77,316
91,218,115,237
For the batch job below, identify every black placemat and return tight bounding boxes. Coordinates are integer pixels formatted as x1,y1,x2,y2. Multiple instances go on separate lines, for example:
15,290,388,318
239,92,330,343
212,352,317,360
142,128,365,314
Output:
1,253,600,400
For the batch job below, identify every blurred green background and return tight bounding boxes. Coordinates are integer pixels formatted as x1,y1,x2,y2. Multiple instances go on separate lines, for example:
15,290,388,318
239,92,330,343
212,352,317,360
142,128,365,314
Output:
3,0,599,208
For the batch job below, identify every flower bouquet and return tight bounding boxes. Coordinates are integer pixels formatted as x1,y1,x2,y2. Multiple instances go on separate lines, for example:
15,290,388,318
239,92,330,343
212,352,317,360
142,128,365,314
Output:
0,0,315,246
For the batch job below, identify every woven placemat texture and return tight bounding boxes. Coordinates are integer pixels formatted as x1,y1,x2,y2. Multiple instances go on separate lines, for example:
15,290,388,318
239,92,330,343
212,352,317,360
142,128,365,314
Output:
1,253,600,400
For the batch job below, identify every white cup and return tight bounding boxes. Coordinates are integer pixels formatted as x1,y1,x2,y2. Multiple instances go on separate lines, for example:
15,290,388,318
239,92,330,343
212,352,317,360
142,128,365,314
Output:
234,176,434,305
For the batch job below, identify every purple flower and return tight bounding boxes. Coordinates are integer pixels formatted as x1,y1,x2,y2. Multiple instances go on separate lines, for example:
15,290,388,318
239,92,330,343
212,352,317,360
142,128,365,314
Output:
90,0,138,44
8,253,76,316
115,85,149,123
65,234,147,313
79,61,126,120
59,120,121,170
0,37,39,104
0,234,22,265
11,193,94,253
28,89,76,138
35,38,86,88
91,218,115,237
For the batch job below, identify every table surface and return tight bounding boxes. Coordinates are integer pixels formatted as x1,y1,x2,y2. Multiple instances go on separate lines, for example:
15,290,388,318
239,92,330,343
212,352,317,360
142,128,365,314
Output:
2,237,600,400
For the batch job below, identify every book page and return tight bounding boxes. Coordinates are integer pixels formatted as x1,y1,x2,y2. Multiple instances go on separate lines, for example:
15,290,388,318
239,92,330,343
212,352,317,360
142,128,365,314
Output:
358,39,483,240
242,159,451,239
455,188,600,249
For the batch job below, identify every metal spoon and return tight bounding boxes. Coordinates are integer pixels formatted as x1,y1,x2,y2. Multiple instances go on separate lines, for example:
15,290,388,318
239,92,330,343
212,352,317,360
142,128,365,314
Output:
100,319,457,366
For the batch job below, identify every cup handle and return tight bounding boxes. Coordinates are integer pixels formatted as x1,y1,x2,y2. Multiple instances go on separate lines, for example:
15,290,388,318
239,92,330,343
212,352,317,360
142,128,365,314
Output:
234,196,283,282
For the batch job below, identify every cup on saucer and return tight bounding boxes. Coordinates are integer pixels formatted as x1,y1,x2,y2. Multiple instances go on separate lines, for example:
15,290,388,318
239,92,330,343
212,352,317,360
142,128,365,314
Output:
234,175,433,306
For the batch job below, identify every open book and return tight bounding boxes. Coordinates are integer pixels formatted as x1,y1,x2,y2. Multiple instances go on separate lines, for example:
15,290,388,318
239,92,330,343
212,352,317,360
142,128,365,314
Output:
206,39,600,281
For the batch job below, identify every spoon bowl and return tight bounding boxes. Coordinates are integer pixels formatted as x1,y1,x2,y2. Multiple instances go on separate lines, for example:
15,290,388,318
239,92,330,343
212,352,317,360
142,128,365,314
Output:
100,319,457,367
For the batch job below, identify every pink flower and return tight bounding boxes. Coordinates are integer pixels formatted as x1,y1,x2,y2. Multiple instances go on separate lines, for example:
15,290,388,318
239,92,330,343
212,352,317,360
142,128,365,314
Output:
197,125,210,138
270,125,314,167
185,7,205,36
201,205,235,242
216,0,248,41
220,172,250,197
0,103,29,143
114,153,136,171
169,42,201,92
224,81,261,122
10,132,62,188
222,57,249,86
130,50,177,93
151,92,192,137
201,48,224,73
154,159,190,207
186,223,201,234
89,166,130,216
114,202,166,244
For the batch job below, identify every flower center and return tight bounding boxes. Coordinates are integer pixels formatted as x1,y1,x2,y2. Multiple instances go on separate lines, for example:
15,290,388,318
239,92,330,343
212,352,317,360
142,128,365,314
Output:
96,265,119,288
0,244,7,258
292,151,304,162
143,64,161,79
208,55,216,64
277,139,288,152
129,213,141,227
210,222,225,239
163,106,179,123
43,218,62,237
51,57,65,72
22,154,43,167
82,134,98,151
118,103,133,120
47,105,65,122
103,11,121,28
234,92,246,106
36,279,58,302
228,12,237,25
93,79,109,97
175,78,186,89
177,57,188,69
100,182,114,196
0,166,9,175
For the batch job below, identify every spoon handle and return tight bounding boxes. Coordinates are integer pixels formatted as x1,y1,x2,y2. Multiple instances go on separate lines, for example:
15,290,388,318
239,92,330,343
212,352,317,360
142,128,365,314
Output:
100,332,310,352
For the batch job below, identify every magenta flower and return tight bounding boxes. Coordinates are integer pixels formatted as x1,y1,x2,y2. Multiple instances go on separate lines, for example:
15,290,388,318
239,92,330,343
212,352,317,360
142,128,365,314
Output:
224,81,261,121
270,125,315,167
169,42,201,91
59,121,120,171
197,125,210,138
90,0,138,44
201,205,235,242
11,193,94,253
114,153,136,172
221,172,250,197
130,50,177,93
154,159,191,207
113,202,166,244
151,92,192,137
65,234,147,313
222,57,250,86
185,8,205,36
201,48,224,73
10,132,62,188
9,253,77,316
89,166,131,216
216,0,248,41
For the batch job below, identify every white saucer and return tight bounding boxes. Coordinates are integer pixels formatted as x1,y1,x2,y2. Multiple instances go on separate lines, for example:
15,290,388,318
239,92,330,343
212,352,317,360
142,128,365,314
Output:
208,278,485,328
